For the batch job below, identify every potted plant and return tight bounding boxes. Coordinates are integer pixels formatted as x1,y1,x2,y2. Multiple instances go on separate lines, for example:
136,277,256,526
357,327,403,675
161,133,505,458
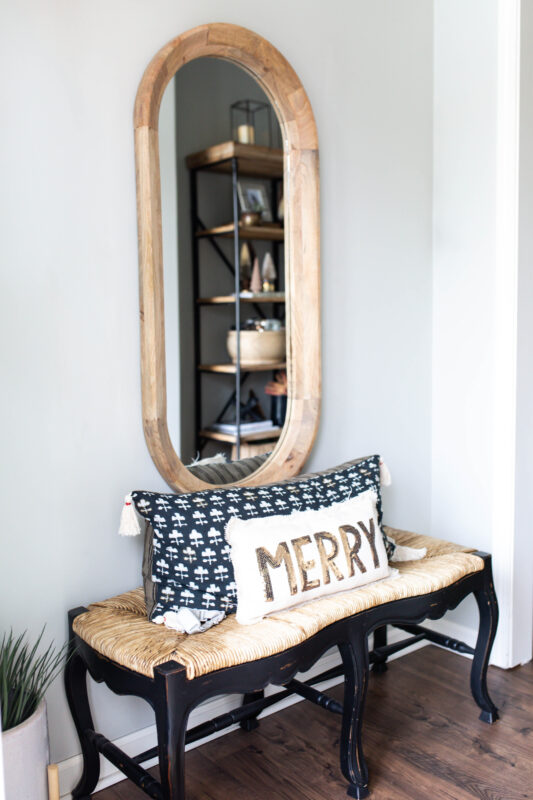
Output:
1,629,66,800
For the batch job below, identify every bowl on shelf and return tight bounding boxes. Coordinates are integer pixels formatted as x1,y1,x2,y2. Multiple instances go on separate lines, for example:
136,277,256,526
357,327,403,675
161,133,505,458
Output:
240,211,261,227
226,329,286,366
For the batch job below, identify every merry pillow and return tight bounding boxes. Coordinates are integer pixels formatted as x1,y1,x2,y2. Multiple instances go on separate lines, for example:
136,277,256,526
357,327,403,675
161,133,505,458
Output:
226,489,391,625
126,455,391,627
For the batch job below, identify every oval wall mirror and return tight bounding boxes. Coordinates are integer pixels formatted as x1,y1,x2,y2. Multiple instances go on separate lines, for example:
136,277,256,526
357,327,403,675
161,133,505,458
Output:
135,23,320,491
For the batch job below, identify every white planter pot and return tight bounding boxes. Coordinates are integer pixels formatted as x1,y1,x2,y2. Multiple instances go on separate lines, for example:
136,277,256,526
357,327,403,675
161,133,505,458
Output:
2,701,49,800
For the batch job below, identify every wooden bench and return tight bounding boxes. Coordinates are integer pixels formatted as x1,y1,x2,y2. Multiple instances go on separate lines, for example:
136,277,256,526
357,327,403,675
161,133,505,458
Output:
65,528,498,799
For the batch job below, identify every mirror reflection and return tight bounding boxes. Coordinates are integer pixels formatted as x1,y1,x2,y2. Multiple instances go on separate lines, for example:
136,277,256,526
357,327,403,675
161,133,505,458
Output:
159,57,286,481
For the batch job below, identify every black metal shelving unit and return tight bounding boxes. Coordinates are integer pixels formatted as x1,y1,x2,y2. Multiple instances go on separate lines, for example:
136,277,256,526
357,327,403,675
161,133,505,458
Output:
186,141,285,459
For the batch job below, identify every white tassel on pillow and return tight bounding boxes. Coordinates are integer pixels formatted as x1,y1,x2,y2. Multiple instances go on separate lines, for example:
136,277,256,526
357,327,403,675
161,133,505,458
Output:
376,460,425,560
153,608,225,634
379,459,392,487
390,543,427,562
119,494,142,537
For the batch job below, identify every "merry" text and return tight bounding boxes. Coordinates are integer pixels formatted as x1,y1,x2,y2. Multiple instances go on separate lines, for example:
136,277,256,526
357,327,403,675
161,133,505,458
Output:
255,518,381,601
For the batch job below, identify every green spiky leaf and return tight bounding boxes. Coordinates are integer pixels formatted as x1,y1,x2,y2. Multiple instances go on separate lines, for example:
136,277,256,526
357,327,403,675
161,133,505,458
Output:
0,628,69,731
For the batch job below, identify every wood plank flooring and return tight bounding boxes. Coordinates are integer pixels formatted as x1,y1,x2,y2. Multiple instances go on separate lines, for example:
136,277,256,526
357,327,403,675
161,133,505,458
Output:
94,645,532,800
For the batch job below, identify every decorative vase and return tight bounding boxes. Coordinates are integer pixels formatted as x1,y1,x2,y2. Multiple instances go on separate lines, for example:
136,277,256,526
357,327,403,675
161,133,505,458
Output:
271,394,288,427
2,700,49,800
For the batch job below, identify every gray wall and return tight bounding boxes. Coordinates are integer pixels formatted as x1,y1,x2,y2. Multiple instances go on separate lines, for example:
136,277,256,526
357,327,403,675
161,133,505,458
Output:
0,0,433,764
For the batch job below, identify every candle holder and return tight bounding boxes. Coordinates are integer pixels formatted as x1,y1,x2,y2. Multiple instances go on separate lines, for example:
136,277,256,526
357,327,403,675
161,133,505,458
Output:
231,100,273,147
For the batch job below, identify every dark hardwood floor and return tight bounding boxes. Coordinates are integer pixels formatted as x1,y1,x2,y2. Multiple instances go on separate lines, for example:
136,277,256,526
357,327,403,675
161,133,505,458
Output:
94,645,532,800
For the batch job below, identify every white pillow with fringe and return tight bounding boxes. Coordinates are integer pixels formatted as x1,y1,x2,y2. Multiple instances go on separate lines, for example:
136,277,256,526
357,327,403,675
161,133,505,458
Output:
226,489,391,625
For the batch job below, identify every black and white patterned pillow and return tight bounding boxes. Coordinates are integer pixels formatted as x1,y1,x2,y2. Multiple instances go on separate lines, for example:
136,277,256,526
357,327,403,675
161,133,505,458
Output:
132,455,387,620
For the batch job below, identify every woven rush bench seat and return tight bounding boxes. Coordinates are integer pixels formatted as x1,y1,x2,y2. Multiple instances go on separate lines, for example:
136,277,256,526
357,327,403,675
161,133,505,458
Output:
72,528,484,680
65,528,497,800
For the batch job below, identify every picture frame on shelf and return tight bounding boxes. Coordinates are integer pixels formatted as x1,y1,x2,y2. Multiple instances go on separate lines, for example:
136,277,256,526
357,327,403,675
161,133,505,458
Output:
237,179,273,222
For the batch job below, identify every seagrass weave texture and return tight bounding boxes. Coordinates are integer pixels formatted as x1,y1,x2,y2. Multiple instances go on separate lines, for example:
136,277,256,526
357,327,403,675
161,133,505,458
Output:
73,529,483,680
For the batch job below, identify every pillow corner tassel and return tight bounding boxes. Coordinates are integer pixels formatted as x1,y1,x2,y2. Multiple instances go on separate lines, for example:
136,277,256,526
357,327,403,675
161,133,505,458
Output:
119,493,142,536
379,458,392,487
390,543,427,562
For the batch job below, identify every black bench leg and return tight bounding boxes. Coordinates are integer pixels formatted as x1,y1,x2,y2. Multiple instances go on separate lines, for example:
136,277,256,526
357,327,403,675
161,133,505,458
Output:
154,662,191,800
339,628,370,799
64,611,100,799
372,625,388,673
471,557,499,724
240,690,264,731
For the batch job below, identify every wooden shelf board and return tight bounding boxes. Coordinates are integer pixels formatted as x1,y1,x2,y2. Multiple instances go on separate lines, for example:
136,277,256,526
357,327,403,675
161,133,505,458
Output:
186,141,283,178
198,293,286,305
200,428,282,444
199,361,286,374
196,223,284,242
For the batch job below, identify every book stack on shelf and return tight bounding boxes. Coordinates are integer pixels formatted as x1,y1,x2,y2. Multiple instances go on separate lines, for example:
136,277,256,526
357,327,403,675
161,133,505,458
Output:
208,420,281,437
200,418,281,445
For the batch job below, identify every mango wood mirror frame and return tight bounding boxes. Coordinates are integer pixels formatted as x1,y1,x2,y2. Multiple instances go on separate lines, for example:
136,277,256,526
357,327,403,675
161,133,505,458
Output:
134,23,320,492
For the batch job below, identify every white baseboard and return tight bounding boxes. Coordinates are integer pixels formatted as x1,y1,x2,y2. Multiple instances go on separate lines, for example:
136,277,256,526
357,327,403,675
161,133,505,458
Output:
58,620,477,798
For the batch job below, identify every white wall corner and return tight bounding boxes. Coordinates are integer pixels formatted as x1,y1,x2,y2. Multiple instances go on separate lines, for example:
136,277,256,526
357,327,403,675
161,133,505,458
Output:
512,0,533,667
432,0,531,668
490,0,527,668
